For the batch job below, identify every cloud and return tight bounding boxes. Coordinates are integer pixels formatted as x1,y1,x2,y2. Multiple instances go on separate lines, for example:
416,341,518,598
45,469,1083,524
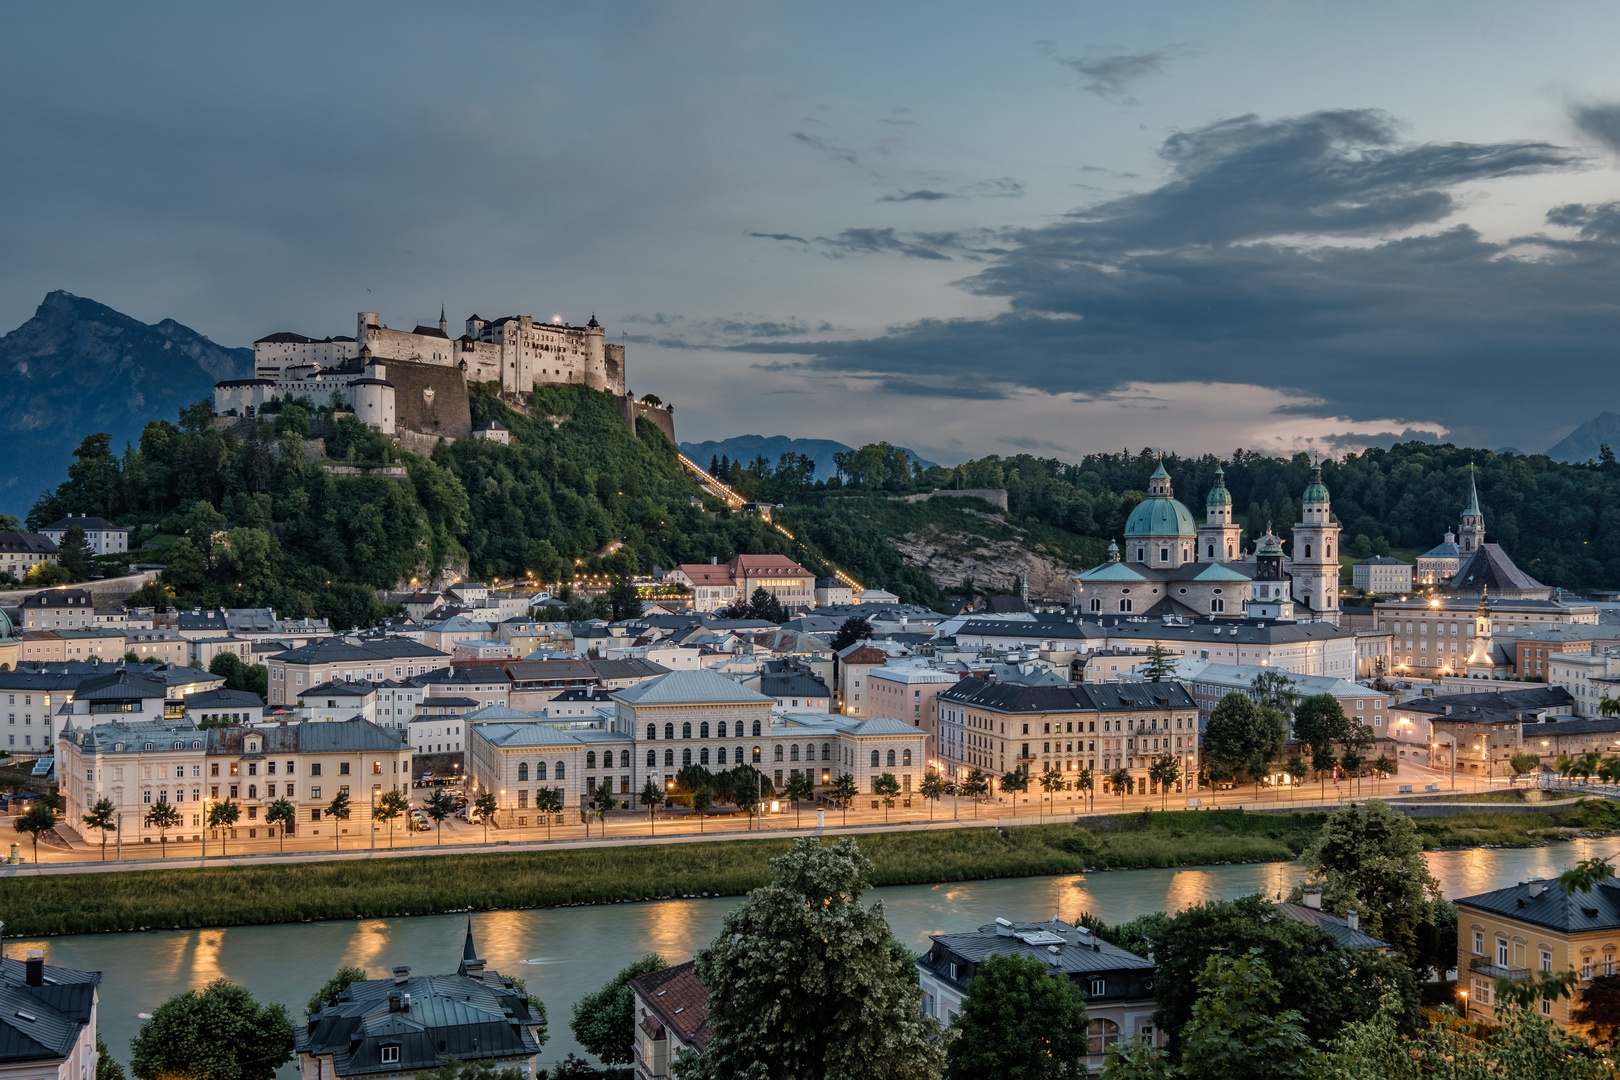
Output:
730,109,1597,449
1570,101,1620,154
1059,49,1172,103
999,435,1071,451
879,179,1024,202
880,190,955,202
815,228,958,260
791,131,860,164
748,231,809,244
621,311,833,345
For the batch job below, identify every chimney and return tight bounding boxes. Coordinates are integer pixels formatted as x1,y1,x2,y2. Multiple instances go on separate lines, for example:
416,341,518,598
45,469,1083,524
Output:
995,917,1014,937
1346,911,1360,932
711,556,718,565
1047,945,1062,967
1302,889,1322,909
1528,880,1546,898
392,965,411,985
388,993,402,1012
23,951,43,987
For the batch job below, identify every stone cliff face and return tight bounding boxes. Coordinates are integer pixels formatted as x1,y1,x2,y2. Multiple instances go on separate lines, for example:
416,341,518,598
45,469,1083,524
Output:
889,526,1077,600
0,291,249,507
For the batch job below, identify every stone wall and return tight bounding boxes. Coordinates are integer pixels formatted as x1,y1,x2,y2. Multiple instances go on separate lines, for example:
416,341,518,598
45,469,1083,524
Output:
623,395,676,445
386,358,473,440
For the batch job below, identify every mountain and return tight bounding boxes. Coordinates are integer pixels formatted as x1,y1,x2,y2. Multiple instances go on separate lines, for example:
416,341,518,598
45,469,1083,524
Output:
679,434,937,481
0,291,249,508
1546,412,1620,462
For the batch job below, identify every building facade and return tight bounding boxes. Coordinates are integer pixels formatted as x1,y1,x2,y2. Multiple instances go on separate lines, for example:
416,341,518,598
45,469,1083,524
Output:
40,516,128,556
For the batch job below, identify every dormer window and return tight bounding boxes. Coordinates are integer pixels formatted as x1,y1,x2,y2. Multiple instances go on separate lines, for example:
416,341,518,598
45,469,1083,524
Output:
379,1045,400,1064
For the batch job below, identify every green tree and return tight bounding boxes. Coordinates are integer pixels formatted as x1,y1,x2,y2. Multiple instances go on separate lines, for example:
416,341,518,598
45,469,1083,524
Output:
1292,694,1349,769
474,789,498,842
142,799,180,858
1149,755,1181,810
750,586,787,624
374,788,409,847
830,772,859,825
1285,755,1308,803
1419,997,1612,1079
590,779,617,824
1038,766,1065,817
1322,988,1419,1080
1176,951,1318,1080
414,1058,525,1080
424,788,456,845
57,525,94,581
1292,800,1440,967
26,561,72,586
306,966,367,1017
691,785,714,831
208,799,240,856
1371,755,1395,790
784,771,815,827
606,575,642,621
640,776,665,834
130,979,294,1080
535,787,564,840
1204,693,1287,794
1250,670,1300,714
920,769,946,819
999,769,1029,811
1109,767,1132,808
81,797,117,861
1141,642,1176,682
830,616,875,652
873,773,901,823
1572,972,1620,1048
325,788,351,850
265,798,296,852
961,769,990,816
672,838,943,1080
1510,752,1542,777
570,954,670,1066
945,952,1090,1079
1076,767,1094,812
14,802,56,865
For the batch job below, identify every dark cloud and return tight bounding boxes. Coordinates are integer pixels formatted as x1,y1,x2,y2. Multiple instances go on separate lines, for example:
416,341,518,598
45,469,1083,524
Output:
733,110,1601,449
791,132,860,164
1547,201,1620,241
622,311,831,343
1059,50,1171,103
748,231,809,244
815,228,958,260
881,189,955,202
999,435,1071,451
1570,101,1620,154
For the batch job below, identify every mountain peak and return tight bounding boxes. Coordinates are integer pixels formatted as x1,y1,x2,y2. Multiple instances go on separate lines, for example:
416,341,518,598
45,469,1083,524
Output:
1547,411,1620,462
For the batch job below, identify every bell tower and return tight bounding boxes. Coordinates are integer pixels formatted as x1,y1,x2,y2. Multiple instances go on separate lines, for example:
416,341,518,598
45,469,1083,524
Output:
1465,586,1495,677
1290,457,1342,622
1458,464,1485,555
1197,465,1243,563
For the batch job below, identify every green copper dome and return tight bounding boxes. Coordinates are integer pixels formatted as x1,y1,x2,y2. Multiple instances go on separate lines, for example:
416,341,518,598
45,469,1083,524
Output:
1124,495,1197,538
1302,464,1329,505
1207,465,1232,507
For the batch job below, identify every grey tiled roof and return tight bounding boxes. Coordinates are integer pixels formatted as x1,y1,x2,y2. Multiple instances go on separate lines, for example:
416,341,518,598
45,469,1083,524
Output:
940,677,1196,714
0,958,100,1065
1456,880,1620,934
1450,543,1548,593
1274,903,1391,950
611,669,772,706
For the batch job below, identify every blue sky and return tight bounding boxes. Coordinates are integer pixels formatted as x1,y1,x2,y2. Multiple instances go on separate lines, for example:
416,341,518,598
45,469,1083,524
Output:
5,1,1620,463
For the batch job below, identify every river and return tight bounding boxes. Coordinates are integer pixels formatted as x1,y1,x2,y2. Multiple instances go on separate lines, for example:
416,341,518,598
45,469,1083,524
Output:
14,839,1613,1074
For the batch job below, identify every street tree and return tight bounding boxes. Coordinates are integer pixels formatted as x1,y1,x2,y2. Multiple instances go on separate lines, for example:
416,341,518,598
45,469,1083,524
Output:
691,786,713,832
590,779,617,825
945,952,1089,1079
1149,755,1181,810
15,802,57,865
208,798,241,856
960,769,990,816
1292,694,1349,772
374,789,409,847
1109,767,1132,808
1510,752,1541,778
142,799,180,858
672,838,943,1080
919,770,946,819
1312,745,1339,800
640,777,664,834
829,772,858,825
784,771,815,828
998,769,1028,812
1250,670,1300,714
130,979,295,1080
873,773,901,823
1284,756,1308,804
474,790,498,841
265,798,296,852
81,797,116,861
424,788,456,845
1076,767,1094,812
1293,800,1442,969
571,954,670,1066
1204,693,1287,796
1371,755,1395,791
535,788,564,840
1039,766,1065,817
1340,722,1376,796
325,789,351,850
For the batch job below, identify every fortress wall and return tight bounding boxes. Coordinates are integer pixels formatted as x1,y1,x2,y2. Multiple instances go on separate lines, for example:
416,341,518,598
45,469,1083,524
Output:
386,359,473,440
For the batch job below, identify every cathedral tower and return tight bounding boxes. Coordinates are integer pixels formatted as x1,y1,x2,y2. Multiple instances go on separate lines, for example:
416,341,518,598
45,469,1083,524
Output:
1291,459,1342,621
1458,465,1485,555
1197,465,1244,563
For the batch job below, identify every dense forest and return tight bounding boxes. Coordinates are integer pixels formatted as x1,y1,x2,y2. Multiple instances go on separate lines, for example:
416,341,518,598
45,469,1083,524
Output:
24,383,1620,628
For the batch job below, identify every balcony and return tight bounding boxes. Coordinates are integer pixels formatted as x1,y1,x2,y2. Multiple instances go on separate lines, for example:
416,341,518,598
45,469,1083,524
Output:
1469,957,1531,981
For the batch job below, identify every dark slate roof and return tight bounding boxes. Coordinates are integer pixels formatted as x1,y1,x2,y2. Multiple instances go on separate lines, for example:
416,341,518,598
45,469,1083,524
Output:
0,957,101,1065
1355,556,1408,566
256,331,320,344
502,659,597,684
73,671,166,701
629,961,710,1052
0,534,58,556
20,589,92,609
410,325,451,339
982,595,1031,614
1455,879,1620,934
760,672,831,699
183,688,266,710
1449,544,1548,593
1401,686,1575,723
921,920,1153,980
41,518,122,533
302,681,378,698
590,657,670,681
1274,904,1392,950
941,676,1195,714
271,638,448,663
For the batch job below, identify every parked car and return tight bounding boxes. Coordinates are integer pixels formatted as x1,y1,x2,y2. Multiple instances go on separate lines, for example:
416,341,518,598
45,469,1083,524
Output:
408,811,431,832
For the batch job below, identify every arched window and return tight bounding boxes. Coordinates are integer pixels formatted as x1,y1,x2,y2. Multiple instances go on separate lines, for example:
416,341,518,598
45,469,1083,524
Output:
682,748,692,766
736,746,744,764
1304,544,1312,558
664,723,674,740
664,749,674,767
1206,543,1214,558
647,750,656,767
870,750,880,768
1211,598,1224,613
700,722,710,739
718,747,729,765
647,724,656,741
682,722,692,739
790,744,800,761
774,745,784,761
537,762,548,780
1119,599,1132,613
1089,598,1101,612
586,751,597,770
903,749,912,766
1087,1019,1120,1055
700,747,710,765
518,762,529,781
1227,543,1234,558
752,746,762,763
822,743,831,760
752,720,762,737
718,721,728,738
555,762,565,779
886,750,896,767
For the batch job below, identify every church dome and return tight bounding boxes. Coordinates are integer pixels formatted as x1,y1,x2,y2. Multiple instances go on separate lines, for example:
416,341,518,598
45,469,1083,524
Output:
1302,463,1329,504
1124,495,1197,538
1207,465,1232,507
0,606,12,639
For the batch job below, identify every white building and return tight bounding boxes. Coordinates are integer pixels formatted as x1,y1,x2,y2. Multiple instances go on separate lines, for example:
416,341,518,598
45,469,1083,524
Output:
39,516,128,555
1352,555,1413,595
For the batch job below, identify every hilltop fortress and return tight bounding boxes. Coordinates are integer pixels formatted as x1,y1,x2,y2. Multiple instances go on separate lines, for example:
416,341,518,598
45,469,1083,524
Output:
212,308,666,444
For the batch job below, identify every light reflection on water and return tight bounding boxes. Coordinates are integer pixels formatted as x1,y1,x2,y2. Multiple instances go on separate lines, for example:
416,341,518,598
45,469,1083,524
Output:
17,839,1608,1073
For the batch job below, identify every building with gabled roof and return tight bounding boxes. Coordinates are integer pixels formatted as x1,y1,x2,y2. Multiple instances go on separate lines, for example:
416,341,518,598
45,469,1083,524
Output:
630,961,709,1080
0,953,102,1080
39,515,127,555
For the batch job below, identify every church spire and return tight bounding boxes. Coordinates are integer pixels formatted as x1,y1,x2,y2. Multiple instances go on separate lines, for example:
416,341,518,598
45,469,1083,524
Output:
1458,462,1485,554
1464,463,1481,516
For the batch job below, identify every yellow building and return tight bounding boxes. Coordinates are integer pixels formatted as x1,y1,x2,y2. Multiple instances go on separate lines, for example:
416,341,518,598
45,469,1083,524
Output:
1455,877,1620,1033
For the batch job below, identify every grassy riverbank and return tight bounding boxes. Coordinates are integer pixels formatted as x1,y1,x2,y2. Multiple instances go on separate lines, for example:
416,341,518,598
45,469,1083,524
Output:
5,804,1612,936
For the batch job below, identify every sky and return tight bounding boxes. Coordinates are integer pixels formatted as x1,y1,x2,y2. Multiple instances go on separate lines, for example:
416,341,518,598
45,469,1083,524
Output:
4,1,1620,465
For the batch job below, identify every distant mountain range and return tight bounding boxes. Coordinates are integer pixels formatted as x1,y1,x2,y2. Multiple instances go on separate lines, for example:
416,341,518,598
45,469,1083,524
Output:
2,291,249,510
679,434,937,482
1547,411,1620,462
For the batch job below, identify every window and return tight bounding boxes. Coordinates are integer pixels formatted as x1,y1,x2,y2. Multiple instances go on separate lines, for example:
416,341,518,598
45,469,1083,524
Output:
647,724,656,741
1498,939,1509,967
752,720,762,737
1542,950,1553,974
718,747,729,765
718,721,728,738
903,749,912,766
1119,599,1132,613
773,745,783,761
555,761,565,779
700,722,710,739
871,750,880,768
339,762,350,775
682,748,692,766
822,743,831,760
380,1046,400,1065
1473,931,1483,956
1087,1019,1119,1055
752,747,761,763
518,762,528,781
586,751,597,770
647,749,656,767
790,744,800,761
665,723,674,740
664,749,674,767
682,722,692,739
700,747,710,765
1089,978,1106,997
